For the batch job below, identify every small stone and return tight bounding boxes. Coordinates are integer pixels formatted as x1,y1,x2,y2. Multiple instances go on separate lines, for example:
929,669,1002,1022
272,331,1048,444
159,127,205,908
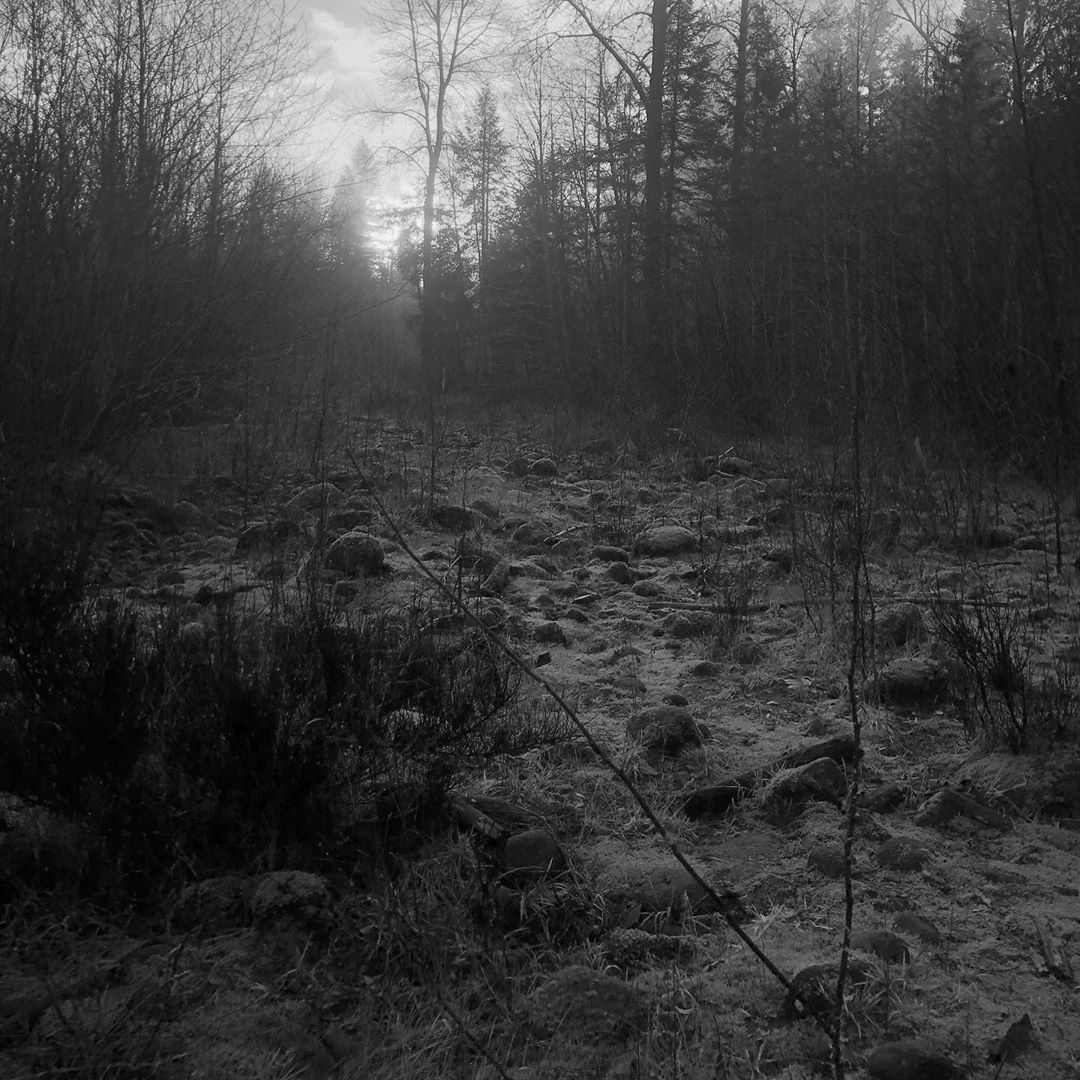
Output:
913,788,1011,831
627,706,702,757
592,545,630,563
615,865,723,915
781,961,874,1021
865,1039,962,1080
875,605,924,648
635,525,697,556
325,530,385,576
807,846,847,879
526,966,650,1039
501,829,566,883
251,871,331,927
689,660,722,677
892,911,941,944
876,836,931,871
862,781,906,813
851,929,911,963
534,620,569,646
284,482,344,520
530,457,558,477
174,876,253,930
866,657,950,710
717,455,754,476
765,758,847,808
236,521,271,553
328,507,376,531
431,503,484,532
1014,534,1043,551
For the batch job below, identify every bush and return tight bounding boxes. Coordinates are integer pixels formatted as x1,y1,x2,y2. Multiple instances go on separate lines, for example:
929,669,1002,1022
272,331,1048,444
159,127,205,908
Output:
0,484,569,898
928,588,1080,752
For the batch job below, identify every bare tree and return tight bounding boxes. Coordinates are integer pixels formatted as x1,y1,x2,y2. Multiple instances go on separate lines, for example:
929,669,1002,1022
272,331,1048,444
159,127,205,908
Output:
369,0,502,393
551,0,670,415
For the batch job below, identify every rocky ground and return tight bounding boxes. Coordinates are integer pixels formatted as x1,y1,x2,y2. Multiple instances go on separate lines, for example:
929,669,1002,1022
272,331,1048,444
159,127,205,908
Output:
2,412,1079,1079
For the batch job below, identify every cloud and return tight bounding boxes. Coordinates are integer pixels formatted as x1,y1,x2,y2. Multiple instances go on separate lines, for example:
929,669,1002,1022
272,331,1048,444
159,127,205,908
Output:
307,7,382,87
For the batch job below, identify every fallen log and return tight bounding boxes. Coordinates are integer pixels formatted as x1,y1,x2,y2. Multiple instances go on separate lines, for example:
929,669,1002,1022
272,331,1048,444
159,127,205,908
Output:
682,735,858,819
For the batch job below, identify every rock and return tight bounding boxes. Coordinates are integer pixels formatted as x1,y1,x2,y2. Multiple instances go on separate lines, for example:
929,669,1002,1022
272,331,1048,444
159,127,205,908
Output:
713,523,763,545
284,482,344,520
876,836,931,871
581,437,614,455
530,457,558,477
328,507,376,531
914,788,1011,831
607,561,632,584
635,525,697,556
866,657,950,710
471,497,500,520
666,611,713,639
627,705,702,757
501,829,566,883
717,455,754,476
592,544,630,563
534,620,569,646
689,660,722,677
865,1039,962,1080
875,604,924,647
851,929,911,963
892,911,941,944
612,865,726,916
525,966,650,1040
513,520,555,545
869,507,903,547
861,781,906,813
807,845,847,878
988,1013,1035,1064
251,871,331,928
236,521,272,553
481,558,512,595
781,961,874,1021
764,757,847,808
431,503,484,532
174,875,253,930
324,530,385,576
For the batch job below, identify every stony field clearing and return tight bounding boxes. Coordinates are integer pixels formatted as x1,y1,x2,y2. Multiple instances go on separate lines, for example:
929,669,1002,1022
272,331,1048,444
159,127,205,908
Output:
2,413,1079,1080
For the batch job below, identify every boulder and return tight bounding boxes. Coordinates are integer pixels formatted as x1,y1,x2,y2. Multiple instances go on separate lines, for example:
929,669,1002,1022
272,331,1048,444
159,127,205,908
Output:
865,1039,962,1080
174,875,253,931
284,482,344,520
764,757,847,808
501,829,566,883
530,457,558,477
635,525,697,556
865,657,950,710
324,530,385,576
627,705,702,757
876,836,932,871
431,503,485,532
525,966,650,1040
851,929,911,963
251,871,331,928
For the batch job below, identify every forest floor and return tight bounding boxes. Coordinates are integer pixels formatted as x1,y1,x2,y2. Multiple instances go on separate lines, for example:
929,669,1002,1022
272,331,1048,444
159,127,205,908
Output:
2,408,1080,1079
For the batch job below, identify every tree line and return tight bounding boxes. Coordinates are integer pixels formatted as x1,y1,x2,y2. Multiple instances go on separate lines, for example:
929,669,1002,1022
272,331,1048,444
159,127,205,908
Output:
384,0,1079,467
2,0,1077,470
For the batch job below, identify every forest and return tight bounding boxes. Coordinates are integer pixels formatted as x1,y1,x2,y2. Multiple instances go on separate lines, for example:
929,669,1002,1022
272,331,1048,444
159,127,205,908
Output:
1,1,1080,1079
2,0,1077,459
